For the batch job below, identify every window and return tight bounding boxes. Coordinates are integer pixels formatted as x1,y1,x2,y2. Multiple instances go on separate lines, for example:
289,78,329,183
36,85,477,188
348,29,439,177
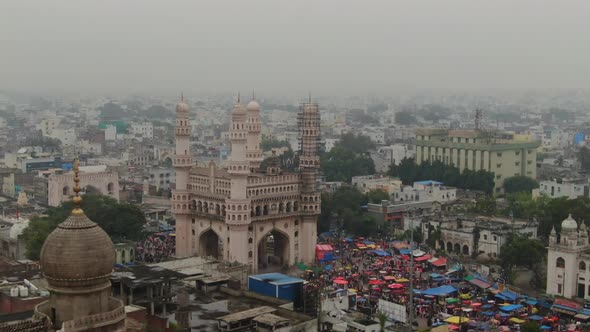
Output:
558,284,562,294
580,261,587,271
496,163,502,168
483,235,488,240
515,162,520,166
528,149,533,154
493,236,497,241
496,175,502,180
527,160,532,165
497,152,502,157
515,151,520,156
556,257,565,268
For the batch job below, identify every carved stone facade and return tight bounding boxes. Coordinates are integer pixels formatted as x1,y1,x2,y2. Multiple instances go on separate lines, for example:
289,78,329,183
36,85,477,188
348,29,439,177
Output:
173,96,321,273
47,171,119,207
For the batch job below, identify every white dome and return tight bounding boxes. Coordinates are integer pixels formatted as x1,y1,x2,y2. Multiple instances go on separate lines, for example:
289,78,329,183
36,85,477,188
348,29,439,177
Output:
9,219,29,240
561,214,578,231
247,100,260,111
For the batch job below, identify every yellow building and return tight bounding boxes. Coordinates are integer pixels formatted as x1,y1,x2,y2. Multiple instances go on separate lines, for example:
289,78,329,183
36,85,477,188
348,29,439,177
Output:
415,129,540,192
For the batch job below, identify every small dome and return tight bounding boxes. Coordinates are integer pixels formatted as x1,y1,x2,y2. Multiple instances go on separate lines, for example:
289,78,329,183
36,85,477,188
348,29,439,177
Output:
232,102,247,115
40,212,115,288
176,100,189,113
247,100,260,111
561,214,578,231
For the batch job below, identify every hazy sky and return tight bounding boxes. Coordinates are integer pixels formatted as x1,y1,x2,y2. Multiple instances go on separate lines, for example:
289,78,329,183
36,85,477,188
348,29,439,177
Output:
2,0,590,96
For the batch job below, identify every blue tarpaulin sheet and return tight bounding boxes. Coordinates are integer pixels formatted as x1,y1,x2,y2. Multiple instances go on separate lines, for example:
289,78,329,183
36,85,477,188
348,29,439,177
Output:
495,290,518,301
420,285,458,296
373,250,391,256
399,249,411,255
500,304,523,312
528,315,543,321
324,265,333,271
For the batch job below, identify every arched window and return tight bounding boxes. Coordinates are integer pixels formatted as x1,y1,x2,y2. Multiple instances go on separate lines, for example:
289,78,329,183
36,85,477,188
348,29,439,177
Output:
556,257,566,268
62,186,69,196
580,261,587,271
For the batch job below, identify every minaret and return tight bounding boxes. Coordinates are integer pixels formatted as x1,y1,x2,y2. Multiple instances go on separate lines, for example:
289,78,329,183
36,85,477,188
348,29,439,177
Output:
246,95,263,172
297,95,321,264
226,95,252,265
173,95,193,258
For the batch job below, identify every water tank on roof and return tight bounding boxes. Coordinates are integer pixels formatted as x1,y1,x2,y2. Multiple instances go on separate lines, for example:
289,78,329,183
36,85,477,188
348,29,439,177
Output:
10,286,19,297
18,286,28,297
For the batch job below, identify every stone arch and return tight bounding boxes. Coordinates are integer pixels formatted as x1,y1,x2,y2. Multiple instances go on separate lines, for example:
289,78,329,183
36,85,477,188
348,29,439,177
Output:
107,182,115,194
258,228,290,271
203,202,209,213
63,186,69,196
279,202,284,213
286,202,292,212
255,206,261,216
198,228,222,260
462,245,469,255
446,242,453,252
215,204,221,215
263,205,269,216
580,261,587,271
454,243,461,254
191,200,197,210
85,185,101,195
294,202,299,211
221,205,226,217
556,257,565,268
197,201,203,212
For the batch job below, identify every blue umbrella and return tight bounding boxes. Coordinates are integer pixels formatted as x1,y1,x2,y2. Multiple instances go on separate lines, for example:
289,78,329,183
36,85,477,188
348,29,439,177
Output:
540,326,552,330
482,311,495,317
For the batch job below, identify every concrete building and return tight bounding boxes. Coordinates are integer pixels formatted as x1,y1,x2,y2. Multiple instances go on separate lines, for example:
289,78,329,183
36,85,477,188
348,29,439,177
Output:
415,129,540,192
130,122,154,139
424,214,538,258
546,215,590,300
0,217,29,260
40,166,119,207
392,180,457,204
352,175,402,195
536,179,588,199
147,167,175,191
172,95,320,273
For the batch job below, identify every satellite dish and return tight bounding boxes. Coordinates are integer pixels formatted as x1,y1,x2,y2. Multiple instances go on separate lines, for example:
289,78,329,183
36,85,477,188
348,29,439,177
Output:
17,148,27,154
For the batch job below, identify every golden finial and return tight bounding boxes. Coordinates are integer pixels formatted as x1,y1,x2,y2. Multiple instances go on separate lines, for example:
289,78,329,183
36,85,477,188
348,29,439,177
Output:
72,159,83,215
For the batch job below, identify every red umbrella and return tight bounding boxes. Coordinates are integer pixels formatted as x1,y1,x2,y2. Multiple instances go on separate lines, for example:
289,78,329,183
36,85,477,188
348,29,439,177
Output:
334,279,348,285
388,283,405,289
369,279,386,286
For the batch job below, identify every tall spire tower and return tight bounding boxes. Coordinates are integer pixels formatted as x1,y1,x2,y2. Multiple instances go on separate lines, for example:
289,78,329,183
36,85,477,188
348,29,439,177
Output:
173,95,193,257
246,95,263,172
297,96,321,263
226,96,252,264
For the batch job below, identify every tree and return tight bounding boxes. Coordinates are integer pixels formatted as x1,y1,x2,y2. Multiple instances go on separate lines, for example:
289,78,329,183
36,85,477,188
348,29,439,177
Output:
472,196,497,215
376,311,387,332
366,189,390,204
261,135,291,151
388,158,494,194
321,147,375,182
335,133,376,154
499,234,546,288
395,111,417,125
401,226,423,244
22,195,146,260
503,176,539,194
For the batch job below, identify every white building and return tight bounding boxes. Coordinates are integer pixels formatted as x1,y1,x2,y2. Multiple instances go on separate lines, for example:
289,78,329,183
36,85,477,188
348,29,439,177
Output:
377,144,415,166
104,124,117,141
537,179,588,199
47,126,77,146
392,180,457,204
324,138,339,152
546,214,590,299
130,122,154,139
351,175,402,195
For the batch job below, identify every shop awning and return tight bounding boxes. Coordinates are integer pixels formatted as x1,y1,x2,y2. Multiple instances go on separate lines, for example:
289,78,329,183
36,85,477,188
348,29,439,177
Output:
420,285,458,296
500,304,522,312
431,258,447,267
415,254,432,262
468,278,492,289
552,304,579,315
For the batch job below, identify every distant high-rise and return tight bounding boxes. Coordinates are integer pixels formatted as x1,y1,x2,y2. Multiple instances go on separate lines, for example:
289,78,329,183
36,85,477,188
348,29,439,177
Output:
172,94,320,272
